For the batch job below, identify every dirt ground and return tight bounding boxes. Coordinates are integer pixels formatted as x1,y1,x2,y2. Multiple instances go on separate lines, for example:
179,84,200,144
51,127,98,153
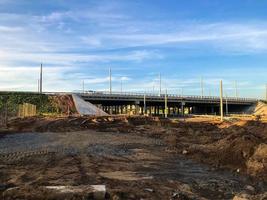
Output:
1,115,267,200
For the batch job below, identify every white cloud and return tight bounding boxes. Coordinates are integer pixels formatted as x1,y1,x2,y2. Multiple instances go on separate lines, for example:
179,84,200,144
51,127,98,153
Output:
0,25,23,32
0,50,161,66
80,23,267,52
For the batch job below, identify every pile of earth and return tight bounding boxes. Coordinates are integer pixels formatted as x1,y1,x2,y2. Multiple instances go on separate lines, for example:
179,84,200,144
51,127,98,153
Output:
162,120,267,180
253,101,267,116
3,115,267,181
49,94,77,115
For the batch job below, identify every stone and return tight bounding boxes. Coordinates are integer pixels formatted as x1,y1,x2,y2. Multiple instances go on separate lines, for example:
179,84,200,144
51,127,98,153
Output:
182,150,188,155
232,194,250,200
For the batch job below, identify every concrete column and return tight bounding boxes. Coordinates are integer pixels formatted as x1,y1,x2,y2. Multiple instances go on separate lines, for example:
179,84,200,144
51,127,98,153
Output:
181,103,185,116
130,105,133,115
211,106,214,115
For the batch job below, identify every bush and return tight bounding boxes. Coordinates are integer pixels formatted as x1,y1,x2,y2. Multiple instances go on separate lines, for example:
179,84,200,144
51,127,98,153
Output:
0,92,58,115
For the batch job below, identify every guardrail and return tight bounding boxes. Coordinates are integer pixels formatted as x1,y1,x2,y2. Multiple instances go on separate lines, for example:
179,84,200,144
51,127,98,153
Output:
78,90,258,102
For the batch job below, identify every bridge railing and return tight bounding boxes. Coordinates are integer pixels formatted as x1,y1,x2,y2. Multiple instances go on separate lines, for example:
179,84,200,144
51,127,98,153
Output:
78,90,258,102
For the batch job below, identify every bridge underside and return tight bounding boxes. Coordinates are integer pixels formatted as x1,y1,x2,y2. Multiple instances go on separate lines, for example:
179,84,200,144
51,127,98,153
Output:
83,98,254,116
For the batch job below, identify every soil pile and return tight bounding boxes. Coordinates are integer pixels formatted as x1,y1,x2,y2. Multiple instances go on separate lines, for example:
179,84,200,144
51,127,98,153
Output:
49,95,77,115
253,101,267,116
2,115,267,199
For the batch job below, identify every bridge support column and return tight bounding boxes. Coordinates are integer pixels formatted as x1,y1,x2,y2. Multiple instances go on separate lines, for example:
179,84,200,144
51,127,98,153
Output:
130,105,133,115
181,103,185,116
211,106,215,115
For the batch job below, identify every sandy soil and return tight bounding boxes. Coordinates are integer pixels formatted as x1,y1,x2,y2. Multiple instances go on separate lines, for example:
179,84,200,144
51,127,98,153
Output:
1,115,267,199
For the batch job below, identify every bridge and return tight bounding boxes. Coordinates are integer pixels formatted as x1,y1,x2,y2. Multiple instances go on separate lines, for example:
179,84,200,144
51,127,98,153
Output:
79,91,258,116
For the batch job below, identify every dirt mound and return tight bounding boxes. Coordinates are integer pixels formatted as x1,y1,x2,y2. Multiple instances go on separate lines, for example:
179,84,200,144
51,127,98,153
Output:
49,95,77,115
3,115,267,181
253,101,267,116
246,143,267,176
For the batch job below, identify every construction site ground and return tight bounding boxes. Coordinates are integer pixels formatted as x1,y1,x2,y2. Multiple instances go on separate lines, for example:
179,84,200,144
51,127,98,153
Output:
1,115,267,200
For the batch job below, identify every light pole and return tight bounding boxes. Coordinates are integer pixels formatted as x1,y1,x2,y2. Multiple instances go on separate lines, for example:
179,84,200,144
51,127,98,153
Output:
159,73,162,96
201,76,204,98
220,80,224,121
82,80,85,93
109,67,112,94
40,63,43,94
165,89,168,118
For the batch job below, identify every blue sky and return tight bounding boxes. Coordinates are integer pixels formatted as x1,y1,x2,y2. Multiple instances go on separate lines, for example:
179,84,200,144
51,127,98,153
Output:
0,0,267,98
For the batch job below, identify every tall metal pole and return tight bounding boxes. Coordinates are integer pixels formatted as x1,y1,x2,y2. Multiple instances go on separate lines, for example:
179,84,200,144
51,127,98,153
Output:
201,76,204,98
265,83,267,102
164,89,168,118
109,67,112,94
220,80,224,121
40,63,43,93
159,73,161,96
82,80,85,93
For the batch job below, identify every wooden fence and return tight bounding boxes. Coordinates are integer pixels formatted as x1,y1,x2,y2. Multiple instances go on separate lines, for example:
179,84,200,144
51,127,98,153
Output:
18,103,37,118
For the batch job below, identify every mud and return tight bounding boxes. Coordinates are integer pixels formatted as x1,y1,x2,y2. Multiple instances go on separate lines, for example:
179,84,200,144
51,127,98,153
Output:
1,116,267,199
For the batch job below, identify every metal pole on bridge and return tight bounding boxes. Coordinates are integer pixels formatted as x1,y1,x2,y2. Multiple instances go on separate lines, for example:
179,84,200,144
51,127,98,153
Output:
159,73,162,96
144,93,146,115
165,89,168,118
40,63,43,94
82,80,85,94
109,67,112,94
220,80,224,121
201,76,204,98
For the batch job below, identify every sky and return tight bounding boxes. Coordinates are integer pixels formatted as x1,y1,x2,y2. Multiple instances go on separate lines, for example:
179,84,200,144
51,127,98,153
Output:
0,0,267,98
